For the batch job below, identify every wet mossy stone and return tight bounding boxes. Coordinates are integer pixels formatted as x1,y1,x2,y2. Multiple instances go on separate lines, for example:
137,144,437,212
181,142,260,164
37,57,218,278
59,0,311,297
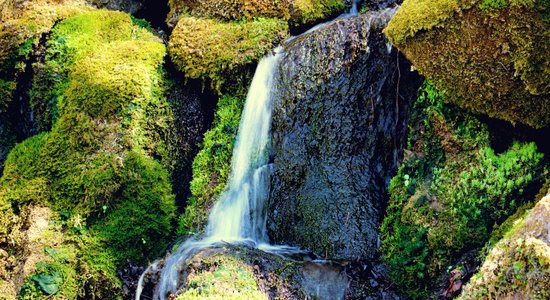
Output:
168,17,288,95
166,0,346,28
384,0,550,128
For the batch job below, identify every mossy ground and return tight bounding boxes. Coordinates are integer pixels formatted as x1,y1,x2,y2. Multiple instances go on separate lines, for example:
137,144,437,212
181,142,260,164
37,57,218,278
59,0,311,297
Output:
384,0,550,128
0,10,177,298
380,83,547,298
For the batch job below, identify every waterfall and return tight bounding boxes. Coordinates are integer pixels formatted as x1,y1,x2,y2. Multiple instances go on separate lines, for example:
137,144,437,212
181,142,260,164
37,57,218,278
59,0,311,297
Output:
136,48,284,300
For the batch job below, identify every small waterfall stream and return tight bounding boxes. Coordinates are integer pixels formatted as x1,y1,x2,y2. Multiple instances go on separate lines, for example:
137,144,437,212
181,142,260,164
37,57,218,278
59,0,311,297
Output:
136,48,292,300
136,2,397,299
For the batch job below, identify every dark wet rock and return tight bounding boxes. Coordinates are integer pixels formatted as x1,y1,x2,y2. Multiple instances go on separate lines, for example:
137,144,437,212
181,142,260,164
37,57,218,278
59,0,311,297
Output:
267,10,422,260
164,75,215,206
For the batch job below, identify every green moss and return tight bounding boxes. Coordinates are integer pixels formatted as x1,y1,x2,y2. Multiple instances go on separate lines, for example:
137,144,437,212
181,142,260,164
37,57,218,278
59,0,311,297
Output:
0,9,177,297
384,0,550,128
380,83,546,298
169,17,287,94
178,95,244,235
92,151,176,263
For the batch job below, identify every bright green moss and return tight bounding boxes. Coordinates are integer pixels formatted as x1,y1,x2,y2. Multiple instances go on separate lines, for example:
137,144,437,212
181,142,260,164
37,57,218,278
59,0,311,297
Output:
0,9,177,297
461,193,550,299
178,95,244,235
168,17,287,94
92,151,176,263
381,83,546,299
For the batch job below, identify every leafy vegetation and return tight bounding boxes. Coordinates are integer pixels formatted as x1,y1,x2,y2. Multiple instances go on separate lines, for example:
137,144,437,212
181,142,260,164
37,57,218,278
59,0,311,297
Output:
380,83,546,298
169,17,287,95
178,95,244,235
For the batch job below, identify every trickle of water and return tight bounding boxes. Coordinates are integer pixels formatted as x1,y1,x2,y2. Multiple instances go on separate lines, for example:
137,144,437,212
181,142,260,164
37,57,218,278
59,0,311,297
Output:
136,47,285,300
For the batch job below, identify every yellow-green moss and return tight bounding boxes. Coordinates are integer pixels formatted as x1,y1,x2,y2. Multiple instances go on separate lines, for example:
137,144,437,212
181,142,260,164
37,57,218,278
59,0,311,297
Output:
384,0,550,128
290,0,346,27
169,17,287,94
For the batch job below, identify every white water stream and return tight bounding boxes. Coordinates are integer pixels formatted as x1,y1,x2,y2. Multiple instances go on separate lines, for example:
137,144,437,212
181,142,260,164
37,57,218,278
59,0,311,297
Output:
136,47,288,300
135,2,397,298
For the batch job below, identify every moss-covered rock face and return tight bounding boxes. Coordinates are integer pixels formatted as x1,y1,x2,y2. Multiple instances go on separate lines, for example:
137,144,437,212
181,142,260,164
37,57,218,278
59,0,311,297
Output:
384,0,550,128
166,0,346,29
0,10,177,298
0,0,91,174
461,189,550,299
168,17,288,95
380,83,547,298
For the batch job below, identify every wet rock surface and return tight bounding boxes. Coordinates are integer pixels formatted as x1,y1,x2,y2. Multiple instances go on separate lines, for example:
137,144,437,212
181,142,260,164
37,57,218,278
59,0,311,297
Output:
267,10,421,260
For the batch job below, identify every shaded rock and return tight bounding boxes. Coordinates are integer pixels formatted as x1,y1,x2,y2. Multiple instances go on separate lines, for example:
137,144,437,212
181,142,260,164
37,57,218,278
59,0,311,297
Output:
461,188,550,299
384,0,550,128
267,9,421,260
89,0,143,14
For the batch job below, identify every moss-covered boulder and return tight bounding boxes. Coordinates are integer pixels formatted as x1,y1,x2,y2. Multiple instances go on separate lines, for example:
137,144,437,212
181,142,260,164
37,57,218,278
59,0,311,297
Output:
139,243,350,299
168,17,287,95
0,10,178,298
380,83,547,298
384,0,550,128
166,0,346,29
461,188,550,299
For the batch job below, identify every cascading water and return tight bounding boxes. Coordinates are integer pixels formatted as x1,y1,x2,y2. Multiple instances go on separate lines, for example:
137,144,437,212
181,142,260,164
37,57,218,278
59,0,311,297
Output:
136,47,285,300
136,3,398,299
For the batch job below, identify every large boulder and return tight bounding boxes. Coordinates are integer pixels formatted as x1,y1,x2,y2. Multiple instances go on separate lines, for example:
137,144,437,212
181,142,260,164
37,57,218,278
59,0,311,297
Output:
384,0,550,128
461,188,550,299
266,9,422,260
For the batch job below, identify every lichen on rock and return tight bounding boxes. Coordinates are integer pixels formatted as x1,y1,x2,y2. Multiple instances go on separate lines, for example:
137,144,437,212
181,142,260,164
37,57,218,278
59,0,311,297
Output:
461,188,550,299
384,0,550,128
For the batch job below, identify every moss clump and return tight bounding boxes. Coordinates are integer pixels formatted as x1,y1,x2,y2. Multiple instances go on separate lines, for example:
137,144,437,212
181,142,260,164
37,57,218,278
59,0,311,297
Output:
169,17,287,94
177,95,244,235
380,83,546,298
461,191,550,299
166,0,346,28
0,10,177,298
177,252,267,300
384,0,550,128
